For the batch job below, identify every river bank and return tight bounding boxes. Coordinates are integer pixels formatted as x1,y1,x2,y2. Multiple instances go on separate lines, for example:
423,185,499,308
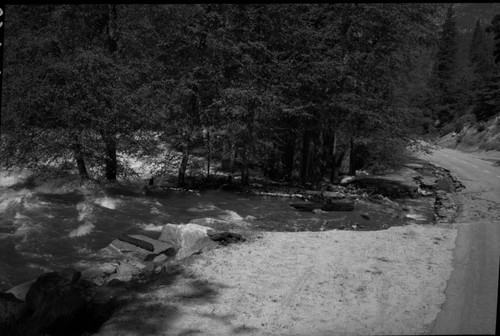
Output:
0,157,463,335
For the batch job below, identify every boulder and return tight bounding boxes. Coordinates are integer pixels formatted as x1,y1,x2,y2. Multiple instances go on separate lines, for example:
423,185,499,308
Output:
106,261,142,283
80,262,119,286
6,279,35,301
18,270,90,336
100,235,174,262
159,224,219,260
340,176,356,185
119,234,174,256
420,177,437,189
0,292,25,335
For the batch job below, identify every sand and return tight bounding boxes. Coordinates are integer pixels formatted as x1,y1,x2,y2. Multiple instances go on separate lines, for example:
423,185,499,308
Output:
97,223,457,336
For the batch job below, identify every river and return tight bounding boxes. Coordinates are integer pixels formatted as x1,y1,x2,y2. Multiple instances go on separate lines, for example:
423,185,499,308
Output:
0,175,432,292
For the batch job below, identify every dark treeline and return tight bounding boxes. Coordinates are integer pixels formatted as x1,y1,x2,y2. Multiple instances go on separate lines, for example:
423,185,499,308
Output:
2,4,494,187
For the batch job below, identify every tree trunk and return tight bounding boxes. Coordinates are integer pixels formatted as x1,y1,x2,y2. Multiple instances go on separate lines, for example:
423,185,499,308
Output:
206,129,211,181
100,5,119,182
300,130,310,185
240,161,250,187
100,130,117,181
330,131,338,183
227,141,236,184
291,134,301,183
72,135,89,180
348,136,356,176
178,143,189,187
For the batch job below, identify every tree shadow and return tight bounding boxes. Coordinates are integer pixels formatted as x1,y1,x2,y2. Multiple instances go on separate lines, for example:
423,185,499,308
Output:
97,263,237,335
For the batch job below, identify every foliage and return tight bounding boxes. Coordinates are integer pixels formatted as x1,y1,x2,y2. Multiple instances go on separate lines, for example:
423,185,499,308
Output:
1,4,444,185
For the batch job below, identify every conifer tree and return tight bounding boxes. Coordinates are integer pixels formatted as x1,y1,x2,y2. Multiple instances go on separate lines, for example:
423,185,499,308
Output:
432,5,459,124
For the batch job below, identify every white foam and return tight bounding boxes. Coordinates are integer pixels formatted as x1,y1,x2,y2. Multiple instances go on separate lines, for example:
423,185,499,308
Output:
94,197,119,209
151,206,163,215
0,189,31,213
137,223,164,232
76,202,93,221
69,222,95,237
0,170,30,187
405,213,426,221
187,203,217,212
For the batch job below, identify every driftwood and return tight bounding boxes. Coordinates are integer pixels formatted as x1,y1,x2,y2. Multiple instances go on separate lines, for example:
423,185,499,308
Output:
290,201,354,212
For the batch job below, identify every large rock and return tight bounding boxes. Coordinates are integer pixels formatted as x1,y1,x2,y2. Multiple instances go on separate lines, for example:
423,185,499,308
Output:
10,270,121,336
99,235,174,262
340,176,356,185
420,177,437,188
18,270,90,336
159,224,218,260
81,262,119,287
6,279,35,301
0,292,25,335
120,234,174,256
106,261,143,283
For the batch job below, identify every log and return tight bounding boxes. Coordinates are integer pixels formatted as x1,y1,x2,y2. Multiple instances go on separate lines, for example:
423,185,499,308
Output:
290,201,354,212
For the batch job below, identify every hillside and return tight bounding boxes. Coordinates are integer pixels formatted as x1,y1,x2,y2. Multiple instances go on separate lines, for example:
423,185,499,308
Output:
436,114,500,155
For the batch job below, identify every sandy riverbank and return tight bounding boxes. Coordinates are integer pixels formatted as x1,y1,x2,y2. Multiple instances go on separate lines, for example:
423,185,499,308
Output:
97,223,457,336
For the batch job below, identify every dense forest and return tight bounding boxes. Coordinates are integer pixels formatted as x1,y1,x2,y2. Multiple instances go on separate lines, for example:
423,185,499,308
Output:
1,4,500,187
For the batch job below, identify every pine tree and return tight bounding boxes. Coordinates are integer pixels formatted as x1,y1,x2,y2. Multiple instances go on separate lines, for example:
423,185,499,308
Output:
469,19,493,77
431,5,459,125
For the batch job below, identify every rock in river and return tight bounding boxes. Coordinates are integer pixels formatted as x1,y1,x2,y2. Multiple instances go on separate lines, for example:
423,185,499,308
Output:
159,223,219,260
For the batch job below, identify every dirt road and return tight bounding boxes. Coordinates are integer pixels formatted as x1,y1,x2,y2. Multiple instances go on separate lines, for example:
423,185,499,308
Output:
422,147,500,334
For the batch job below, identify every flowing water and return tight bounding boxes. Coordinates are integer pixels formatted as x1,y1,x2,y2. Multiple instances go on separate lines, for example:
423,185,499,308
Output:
0,176,434,292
